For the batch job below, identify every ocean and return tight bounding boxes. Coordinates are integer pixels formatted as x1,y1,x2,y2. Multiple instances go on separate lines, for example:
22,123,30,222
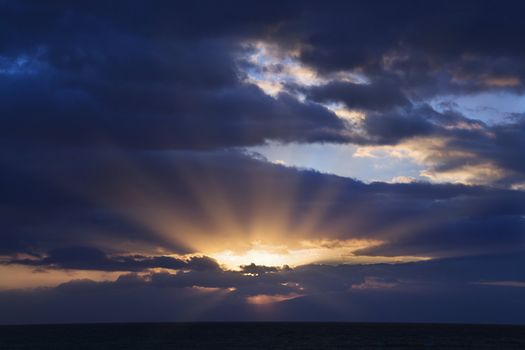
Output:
1,323,524,349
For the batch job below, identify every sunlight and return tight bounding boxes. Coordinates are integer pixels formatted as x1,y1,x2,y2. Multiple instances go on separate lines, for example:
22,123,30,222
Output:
238,40,367,98
209,239,429,270
246,293,304,305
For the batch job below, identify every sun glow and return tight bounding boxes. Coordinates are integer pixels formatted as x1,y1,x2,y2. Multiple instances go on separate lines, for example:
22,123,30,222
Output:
47,150,433,272
210,239,428,270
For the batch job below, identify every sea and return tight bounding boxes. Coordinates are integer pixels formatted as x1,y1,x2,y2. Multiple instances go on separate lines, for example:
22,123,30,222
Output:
1,323,524,349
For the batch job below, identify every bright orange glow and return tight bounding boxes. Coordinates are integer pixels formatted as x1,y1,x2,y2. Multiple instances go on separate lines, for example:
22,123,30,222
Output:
210,239,428,270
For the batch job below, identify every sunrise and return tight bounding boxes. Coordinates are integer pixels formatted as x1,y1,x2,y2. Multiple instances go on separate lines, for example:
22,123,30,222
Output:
1,1,524,348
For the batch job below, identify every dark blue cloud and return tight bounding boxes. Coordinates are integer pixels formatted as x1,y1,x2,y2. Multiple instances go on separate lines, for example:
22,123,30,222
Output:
1,254,525,324
305,80,411,111
1,149,523,259
0,0,524,182
4,246,221,272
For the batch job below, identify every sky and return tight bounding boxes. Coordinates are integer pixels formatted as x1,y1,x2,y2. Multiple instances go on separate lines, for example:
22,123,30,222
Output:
0,0,524,324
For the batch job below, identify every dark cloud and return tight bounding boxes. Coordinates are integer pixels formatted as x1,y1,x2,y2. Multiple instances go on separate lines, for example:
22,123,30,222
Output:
1,254,525,324
0,0,523,184
0,149,523,260
240,263,285,275
278,1,525,90
0,1,348,151
4,246,221,272
0,56,347,150
361,108,436,144
305,80,410,111
347,106,525,185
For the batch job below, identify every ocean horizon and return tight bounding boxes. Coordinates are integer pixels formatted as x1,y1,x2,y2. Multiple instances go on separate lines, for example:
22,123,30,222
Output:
1,322,525,349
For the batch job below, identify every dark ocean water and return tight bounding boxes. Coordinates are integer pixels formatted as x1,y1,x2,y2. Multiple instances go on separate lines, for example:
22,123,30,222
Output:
1,323,524,349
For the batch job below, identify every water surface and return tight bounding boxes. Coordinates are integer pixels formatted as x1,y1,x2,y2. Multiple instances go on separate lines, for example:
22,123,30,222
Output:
1,323,524,349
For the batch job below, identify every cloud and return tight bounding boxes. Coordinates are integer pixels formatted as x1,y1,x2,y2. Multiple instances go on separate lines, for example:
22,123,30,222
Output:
305,80,410,111
4,246,221,272
274,1,525,92
0,149,523,260
1,1,524,188
1,253,525,323
0,2,349,151
0,62,349,150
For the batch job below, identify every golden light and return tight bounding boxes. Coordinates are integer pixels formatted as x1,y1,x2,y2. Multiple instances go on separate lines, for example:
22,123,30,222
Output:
210,239,428,270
